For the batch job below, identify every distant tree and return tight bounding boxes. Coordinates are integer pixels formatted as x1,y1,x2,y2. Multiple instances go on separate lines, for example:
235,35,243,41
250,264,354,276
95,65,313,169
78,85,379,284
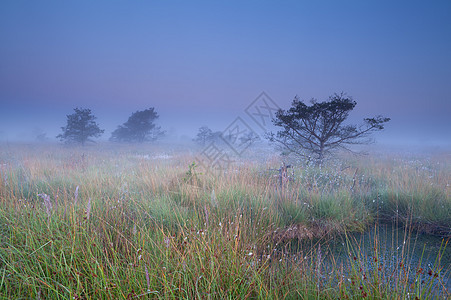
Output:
110,108,164,142
239,131,260,146
211,131,224,143
193,126,214,146
193,126,229,146
57,108,104,146
267,93,390,160
33,127,48,142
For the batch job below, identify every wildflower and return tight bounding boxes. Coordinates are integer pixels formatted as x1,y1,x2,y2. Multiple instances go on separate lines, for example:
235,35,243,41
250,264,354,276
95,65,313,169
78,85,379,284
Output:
74,186,79,204
38,193,52,216
211,189,217,207
144,265,151,292
86,198,91,220
163,237,170,248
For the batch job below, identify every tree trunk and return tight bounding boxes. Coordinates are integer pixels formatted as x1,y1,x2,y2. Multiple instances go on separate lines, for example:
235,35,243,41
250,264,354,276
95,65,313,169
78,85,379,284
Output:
318,142,325,161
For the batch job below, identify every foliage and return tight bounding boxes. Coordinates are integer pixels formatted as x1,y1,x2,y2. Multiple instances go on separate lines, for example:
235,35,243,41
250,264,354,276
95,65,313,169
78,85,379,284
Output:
193,126,223,146
268,93,390,160
193,126,214,146
0,144,449,299
56,107,104,145
239,131,260,146
32,127,48,142
183,161,202,184
110,108,164,142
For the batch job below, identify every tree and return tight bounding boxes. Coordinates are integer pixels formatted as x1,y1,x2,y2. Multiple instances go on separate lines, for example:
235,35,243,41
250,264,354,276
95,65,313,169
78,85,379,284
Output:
239,131,260,146
193,126,214,146
57,108,104,145
267,93,390,160
110,108,164,142
193,126,227,146
33,127,48,142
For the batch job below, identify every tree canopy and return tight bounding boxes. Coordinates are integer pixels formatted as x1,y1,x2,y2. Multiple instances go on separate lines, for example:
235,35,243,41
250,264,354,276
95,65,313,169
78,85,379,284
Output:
267,93,390,160
193,126,214,146
110,108,164,142
193,126,226,146
57,108,104,145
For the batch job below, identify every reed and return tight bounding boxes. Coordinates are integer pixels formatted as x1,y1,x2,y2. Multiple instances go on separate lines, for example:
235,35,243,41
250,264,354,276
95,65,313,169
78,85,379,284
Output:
0,143,449,298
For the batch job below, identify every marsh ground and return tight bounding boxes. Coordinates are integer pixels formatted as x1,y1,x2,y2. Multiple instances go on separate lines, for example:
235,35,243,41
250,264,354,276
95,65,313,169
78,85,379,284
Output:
0,142,449,299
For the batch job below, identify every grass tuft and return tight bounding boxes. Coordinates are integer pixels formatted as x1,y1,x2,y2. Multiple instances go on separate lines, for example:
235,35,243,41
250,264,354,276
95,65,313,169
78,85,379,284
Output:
0,143,449,298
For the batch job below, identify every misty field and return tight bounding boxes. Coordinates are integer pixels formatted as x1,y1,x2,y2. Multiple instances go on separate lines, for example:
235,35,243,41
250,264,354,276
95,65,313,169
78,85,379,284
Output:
0,143,449,299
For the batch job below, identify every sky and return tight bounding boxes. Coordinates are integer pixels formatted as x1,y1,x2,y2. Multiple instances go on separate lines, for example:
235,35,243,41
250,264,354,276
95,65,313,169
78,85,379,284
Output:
1,0,450,146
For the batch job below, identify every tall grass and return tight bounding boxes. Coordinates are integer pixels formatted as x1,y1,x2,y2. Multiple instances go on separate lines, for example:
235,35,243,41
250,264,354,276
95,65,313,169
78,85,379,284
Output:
0,143,449,298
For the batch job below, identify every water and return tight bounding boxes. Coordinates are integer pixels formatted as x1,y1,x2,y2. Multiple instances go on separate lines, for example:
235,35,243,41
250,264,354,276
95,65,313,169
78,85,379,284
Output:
292,224,450,295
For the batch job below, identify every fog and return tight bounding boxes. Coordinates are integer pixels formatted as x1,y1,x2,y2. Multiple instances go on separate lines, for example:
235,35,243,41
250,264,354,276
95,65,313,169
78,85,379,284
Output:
1,1,450,148
1,94,450,149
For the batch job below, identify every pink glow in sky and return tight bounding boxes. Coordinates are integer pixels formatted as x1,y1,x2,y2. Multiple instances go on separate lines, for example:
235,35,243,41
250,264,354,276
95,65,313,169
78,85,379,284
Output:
1,0,450,145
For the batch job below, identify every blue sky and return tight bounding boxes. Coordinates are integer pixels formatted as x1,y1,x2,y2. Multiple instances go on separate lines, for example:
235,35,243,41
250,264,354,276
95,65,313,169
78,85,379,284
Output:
1,0,450,145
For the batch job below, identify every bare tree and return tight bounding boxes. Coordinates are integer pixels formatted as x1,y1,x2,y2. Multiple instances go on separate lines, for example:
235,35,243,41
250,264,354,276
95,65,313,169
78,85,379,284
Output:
267,93,390,160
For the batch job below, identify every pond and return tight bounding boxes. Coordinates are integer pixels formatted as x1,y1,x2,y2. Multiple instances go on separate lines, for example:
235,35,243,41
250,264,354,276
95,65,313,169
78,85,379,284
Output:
290,223,450,296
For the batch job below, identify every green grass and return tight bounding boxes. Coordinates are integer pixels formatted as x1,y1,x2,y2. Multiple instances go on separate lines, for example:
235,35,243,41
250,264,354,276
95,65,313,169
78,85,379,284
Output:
0,143,449,299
